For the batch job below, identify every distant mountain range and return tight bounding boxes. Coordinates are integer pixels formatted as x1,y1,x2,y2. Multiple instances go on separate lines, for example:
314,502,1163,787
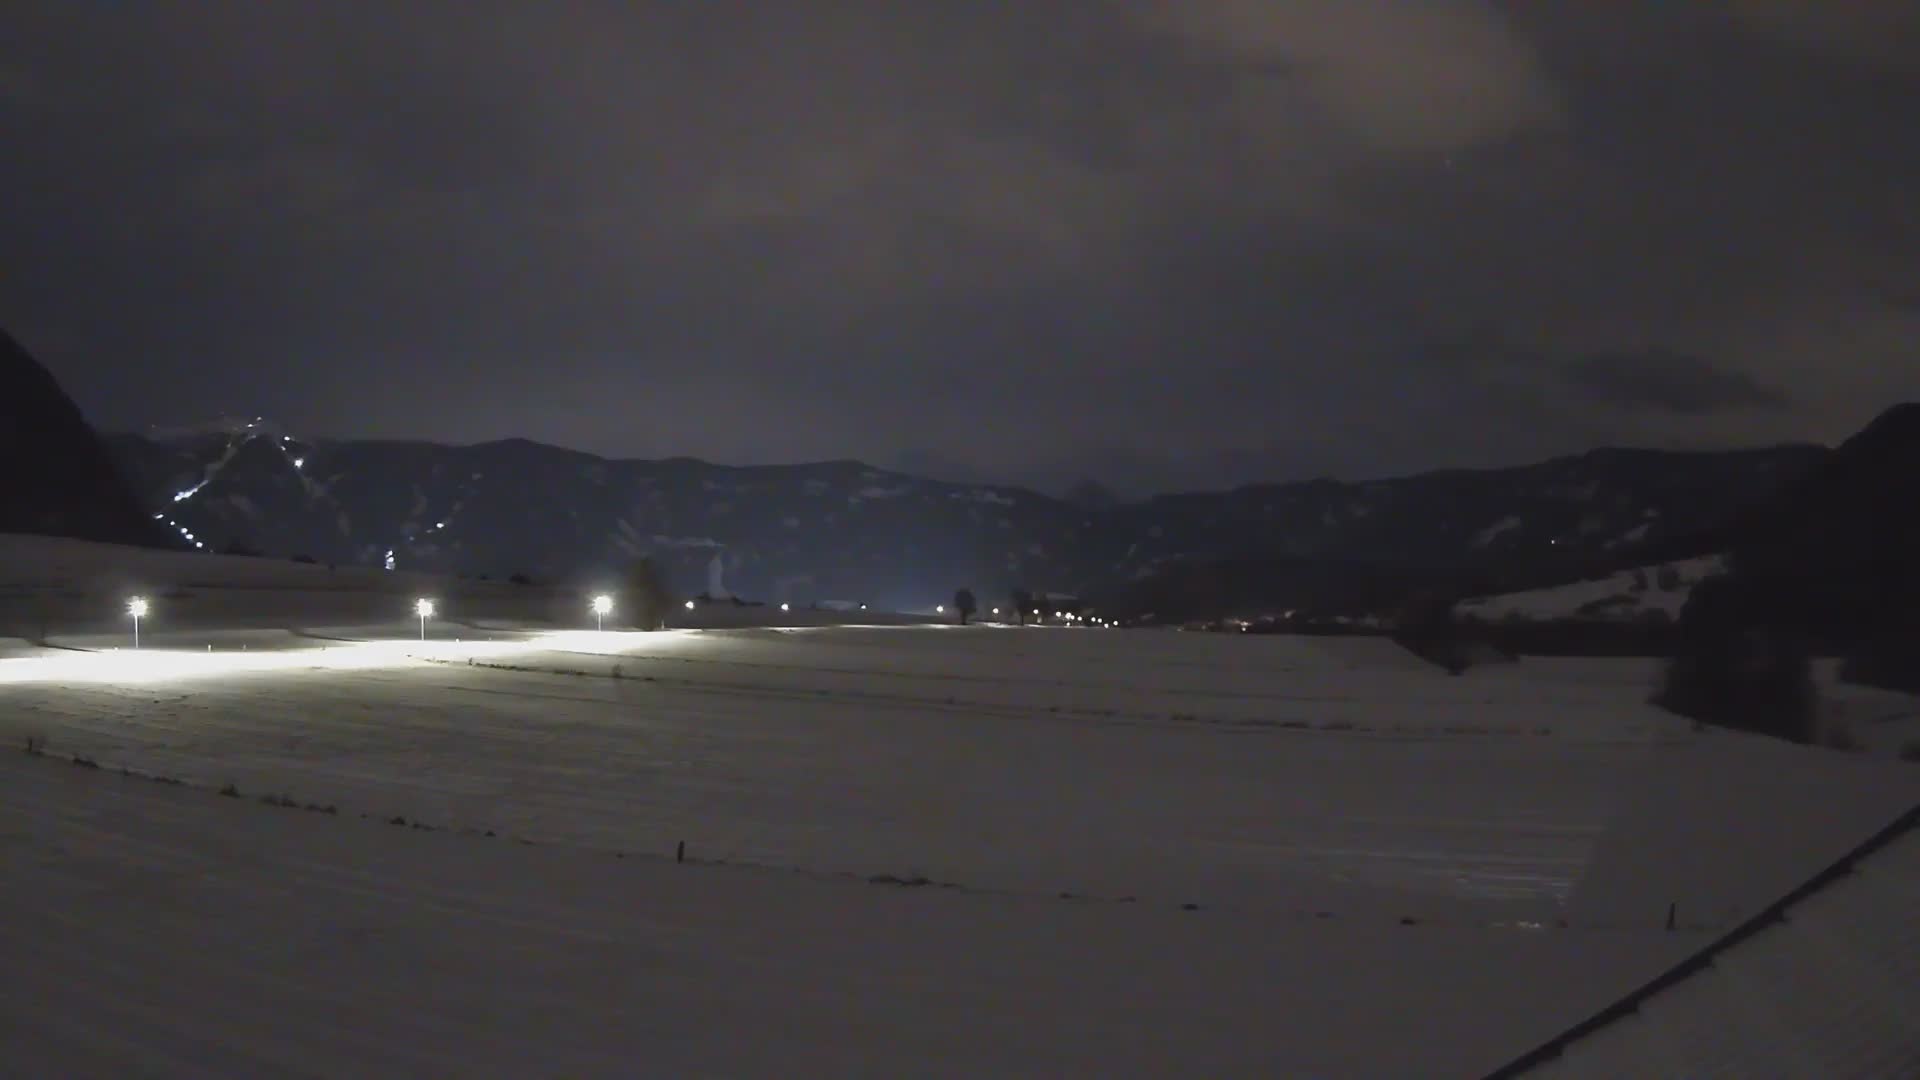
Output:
102,420,1830,616
8,319,1906,627
6,314,1907,624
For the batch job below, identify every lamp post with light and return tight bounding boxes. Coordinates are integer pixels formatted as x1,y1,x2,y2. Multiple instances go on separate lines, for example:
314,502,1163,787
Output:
591,594,613,632
127,596,148,649
415,598,435,641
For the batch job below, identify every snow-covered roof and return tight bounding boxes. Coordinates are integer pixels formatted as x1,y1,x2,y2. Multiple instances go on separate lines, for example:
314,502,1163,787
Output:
1498,804,1920,1077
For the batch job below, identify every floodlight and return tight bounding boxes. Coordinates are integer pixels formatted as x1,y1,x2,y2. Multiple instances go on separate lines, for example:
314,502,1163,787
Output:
127,596,148,649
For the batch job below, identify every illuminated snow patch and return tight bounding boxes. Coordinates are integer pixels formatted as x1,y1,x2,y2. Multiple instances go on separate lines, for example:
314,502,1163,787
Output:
0,630,703,687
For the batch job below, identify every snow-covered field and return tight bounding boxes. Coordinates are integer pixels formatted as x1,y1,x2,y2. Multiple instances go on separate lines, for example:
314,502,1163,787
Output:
1457,556,1725,624
3,535,1916,1076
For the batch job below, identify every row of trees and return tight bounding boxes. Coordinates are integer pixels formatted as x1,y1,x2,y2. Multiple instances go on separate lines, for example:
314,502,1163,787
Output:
946,587,1087,626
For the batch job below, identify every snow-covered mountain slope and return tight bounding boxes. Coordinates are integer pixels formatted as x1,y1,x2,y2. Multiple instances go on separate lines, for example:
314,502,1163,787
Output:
105,427,1823,611
1457,556,1727,624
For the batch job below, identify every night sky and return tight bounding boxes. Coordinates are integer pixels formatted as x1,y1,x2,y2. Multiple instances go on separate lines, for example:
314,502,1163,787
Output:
4,3,1916,496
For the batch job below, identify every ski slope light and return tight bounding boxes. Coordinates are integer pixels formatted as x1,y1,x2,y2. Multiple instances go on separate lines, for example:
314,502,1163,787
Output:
591,594,613,631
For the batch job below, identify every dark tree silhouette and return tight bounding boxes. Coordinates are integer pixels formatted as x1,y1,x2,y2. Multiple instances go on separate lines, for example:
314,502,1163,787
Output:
626,557,673,631
1839,633,1920,694
953,587,977,625
1010,588,1033,626
1654,574,1817,743
1391,589,1472,675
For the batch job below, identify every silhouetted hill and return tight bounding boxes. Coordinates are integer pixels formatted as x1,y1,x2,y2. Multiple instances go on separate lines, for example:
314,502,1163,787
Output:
0,329,170,548
1089,445,1824,622
1726,403,1920,640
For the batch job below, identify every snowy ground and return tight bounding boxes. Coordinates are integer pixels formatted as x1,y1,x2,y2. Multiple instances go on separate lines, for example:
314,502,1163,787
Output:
1,749,1691,1079
3,536,1917,1076
1456,556,1725,624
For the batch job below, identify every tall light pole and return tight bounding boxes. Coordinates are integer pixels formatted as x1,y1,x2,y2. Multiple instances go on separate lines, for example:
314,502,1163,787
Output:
591,594,613,632
127,596,148,649
415,598,435,641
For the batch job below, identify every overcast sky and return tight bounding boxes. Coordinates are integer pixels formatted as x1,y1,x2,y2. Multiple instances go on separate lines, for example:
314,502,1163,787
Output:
4,2,1917,495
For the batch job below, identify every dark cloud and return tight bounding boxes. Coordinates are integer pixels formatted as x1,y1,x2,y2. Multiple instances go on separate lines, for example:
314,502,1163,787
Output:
2,2,1917,494
1561,351,1791,416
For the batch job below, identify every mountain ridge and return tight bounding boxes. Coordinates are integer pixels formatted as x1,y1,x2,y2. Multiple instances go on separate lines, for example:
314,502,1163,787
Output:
103,419,1838,615
1,328,174,550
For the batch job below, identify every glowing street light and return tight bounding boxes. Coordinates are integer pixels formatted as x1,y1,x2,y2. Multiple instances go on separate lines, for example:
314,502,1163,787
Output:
684,599,696,611
127,596,148,649
780,602,790,612
415,598,435,640
591,594,613,631
936,604,945,614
